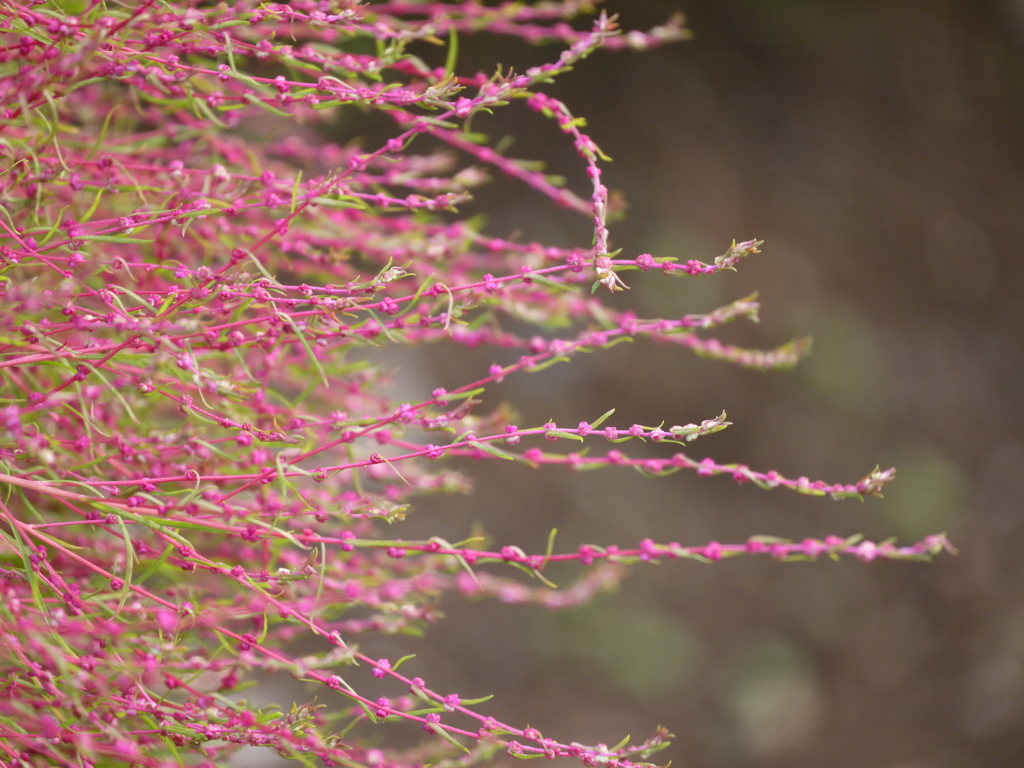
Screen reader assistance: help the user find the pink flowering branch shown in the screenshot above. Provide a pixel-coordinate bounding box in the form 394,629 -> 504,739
0,2 -> 949,767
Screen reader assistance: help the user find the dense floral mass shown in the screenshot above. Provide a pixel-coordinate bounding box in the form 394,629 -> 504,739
0,1 -> 952,766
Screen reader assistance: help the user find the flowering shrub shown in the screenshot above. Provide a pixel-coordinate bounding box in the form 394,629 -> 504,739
0,1 -> 954,766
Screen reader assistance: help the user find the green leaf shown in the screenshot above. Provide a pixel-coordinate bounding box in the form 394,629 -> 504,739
529,273 -> 573,292
436,387 -> 484,404
66,76 -> 106,96
77,235 -> 153,244
4,518 -> 49,623
525,356 -> 570,373
363,308 -> 398,343
543,430 -> 583,442
291,170 -> 303,214
445,27 -> 459,77
79,362 -> 139,424
242,249 -> 279,284
38,205 -> 67,246
427,722 -> 470,754
531,567 -> 557,588
112,514 -> 135,619
542,528 -> 557,569
314,542 -> 327,617
378,454 -> 412,486
133,544 -> 173,587
467,440 -> 514,460
458,694 -> 494,706
671,549 -> 713,563
280,312 -> 328,387
335,677 -> 379,723
243,93 -> 292,118
78,187 -> 105,223
407,707 -> 445,716
209,19 -> 251,30
590,409 -> 615,429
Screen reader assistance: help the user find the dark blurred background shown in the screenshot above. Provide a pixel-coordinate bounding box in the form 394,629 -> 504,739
260,2 -> 1024,767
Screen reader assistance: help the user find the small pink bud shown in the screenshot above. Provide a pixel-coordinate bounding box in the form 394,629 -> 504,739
703,542 -> 722,561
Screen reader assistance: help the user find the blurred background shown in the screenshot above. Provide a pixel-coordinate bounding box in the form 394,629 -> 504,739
262,1 -> 1024,767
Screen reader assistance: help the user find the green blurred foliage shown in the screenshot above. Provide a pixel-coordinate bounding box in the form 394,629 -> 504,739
48,0 -> 87,14
530,597 -> 705,700
879,448 -> 967,540
798,306 -> 884,415
719,638 -> 822,757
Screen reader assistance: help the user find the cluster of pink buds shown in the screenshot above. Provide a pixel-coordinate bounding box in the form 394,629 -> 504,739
0,1 -> 949,767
